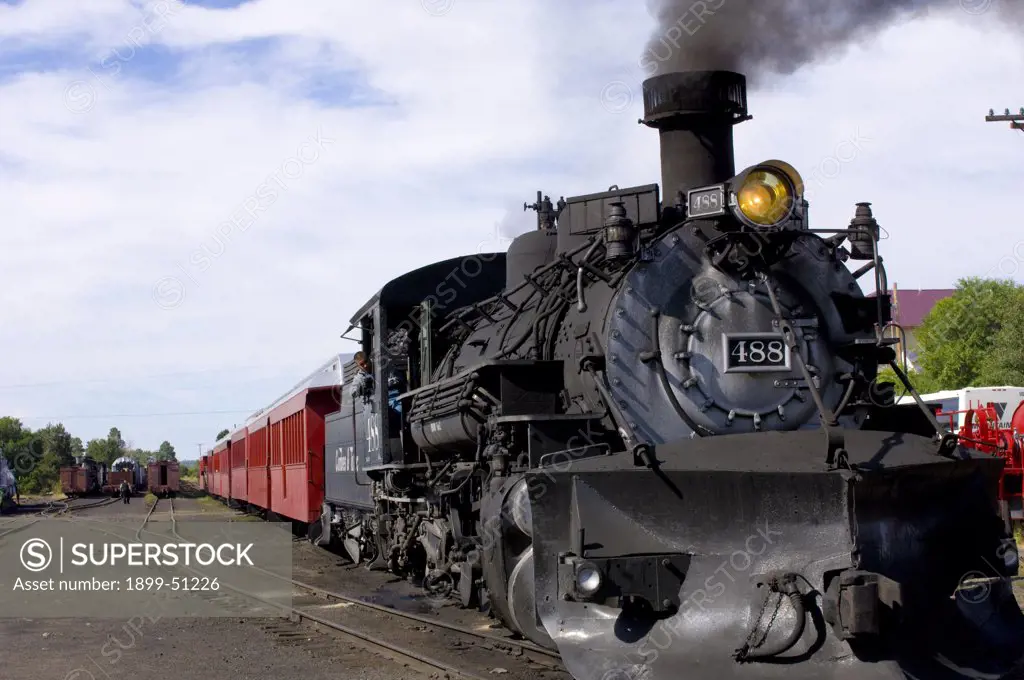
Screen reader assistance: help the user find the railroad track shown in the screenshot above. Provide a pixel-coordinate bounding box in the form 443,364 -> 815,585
0,518 -> 38,541
136,493 -> 163,540
29,497 -> 120,517
163,499 -> 567,680
53,498 -> 565,680
0,497 -> 119,540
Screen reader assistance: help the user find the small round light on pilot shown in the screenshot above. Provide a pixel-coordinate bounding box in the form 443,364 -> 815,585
735,169 -> 794,227
575,564 -> 602,596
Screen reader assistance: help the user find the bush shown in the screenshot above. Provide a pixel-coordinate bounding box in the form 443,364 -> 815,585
144,493 -> 158,507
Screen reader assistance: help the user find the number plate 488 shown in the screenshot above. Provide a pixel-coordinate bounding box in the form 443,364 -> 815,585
723,333 -> 790,373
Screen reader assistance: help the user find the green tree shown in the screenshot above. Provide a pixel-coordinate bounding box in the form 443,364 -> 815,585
215,428 -> 229,441
0,417 -> 27,447
21,423 -> 76,493
178,460 -> 197,480
106,427 -> 125,460
0,417 -> 34,488
875,365 -> 943,397
85,438 -> 109,464
979,291 -> 1024,386
914,277 -> 1024,390
157,441 -> 177,461
0,419 -> 178,495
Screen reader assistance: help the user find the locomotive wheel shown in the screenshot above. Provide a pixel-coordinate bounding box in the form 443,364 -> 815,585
361,532 -> 380,565
506,546 -> 555,648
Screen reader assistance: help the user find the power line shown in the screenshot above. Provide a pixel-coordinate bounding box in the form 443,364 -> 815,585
0,363 -> 315,390
986,107 -> 1024,132
13,409 -> 257,421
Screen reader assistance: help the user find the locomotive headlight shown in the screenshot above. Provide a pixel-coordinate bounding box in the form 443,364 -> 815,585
731,160 -> 804,229
575,562 -> 603,597
737,170 -> 791,225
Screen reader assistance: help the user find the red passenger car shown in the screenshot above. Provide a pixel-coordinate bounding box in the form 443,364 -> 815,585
246,415 -> 270,512
212,440 -> 229,499
230,427 -> 248,504
211,357 -> 342,526
267,387 -> 337,524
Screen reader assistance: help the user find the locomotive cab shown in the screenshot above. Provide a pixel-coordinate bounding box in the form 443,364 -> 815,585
319,255 -> 508,563
340,255 -> 509,470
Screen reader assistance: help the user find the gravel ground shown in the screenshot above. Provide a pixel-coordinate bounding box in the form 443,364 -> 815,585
1,617 -> 426,680
1,494 -> 431,680
164,495 -> 505,632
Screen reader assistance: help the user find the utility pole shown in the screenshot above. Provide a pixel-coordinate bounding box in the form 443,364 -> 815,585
986,107 -> 1024,132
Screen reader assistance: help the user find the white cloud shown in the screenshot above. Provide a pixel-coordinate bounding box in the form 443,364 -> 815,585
0,0 -> 1021,455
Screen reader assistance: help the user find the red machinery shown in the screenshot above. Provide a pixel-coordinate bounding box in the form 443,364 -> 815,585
940,401 -> 1024,529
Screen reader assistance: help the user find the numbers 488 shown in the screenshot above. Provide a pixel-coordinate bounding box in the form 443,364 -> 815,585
731,340 -> 785,365
725,335 -> 788,371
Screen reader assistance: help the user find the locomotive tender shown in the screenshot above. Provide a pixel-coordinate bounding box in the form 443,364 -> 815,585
215,70 -> 1024,680
59,456 -> 106,498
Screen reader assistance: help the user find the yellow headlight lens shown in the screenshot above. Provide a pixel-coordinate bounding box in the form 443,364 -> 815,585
736,170 -> 794,227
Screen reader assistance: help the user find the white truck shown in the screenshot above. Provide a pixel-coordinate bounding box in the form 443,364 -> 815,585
897,386 -> 1024,432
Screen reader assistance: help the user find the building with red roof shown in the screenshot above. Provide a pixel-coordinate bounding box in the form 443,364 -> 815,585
887,285 -> 955,371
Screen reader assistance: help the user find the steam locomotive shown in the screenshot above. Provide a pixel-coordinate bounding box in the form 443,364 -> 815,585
0,452 -> 16,512
103,456 -> 146,496
211,70 -> 1024,679
59,456 -> 106,498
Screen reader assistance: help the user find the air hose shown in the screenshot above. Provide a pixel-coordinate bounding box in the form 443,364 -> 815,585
735,573 -> 807,662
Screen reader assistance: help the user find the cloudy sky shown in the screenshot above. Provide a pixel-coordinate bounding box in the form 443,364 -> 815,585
0,0 -> 1021,459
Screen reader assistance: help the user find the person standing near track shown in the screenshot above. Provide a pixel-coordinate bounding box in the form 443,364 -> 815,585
119,479 -> 130,504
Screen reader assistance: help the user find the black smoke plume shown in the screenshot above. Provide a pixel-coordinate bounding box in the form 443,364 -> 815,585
642,0 -> 1020,81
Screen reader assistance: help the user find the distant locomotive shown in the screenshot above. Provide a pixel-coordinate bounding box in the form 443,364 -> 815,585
103,456 -> 145,496
59,456 -> 105,498
208,70 -> 1024,679
0,452 -> 16,512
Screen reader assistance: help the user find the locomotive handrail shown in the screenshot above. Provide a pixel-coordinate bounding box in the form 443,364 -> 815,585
575,233 -> 606,313
886,360 -> 959,456
763,274 -> 850,468
583,358 -> 639,450
437,236 -> 599,334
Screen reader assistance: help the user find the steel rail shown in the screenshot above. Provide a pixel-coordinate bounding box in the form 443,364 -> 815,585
193,501 -> 563,669
164,499 -> 497,680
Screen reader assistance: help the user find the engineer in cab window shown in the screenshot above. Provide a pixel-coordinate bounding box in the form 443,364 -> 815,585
351,351 -> 374,403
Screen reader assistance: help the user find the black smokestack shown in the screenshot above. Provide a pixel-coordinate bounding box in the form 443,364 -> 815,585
642,0 -> 1022,81
641,70 -> 748,204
